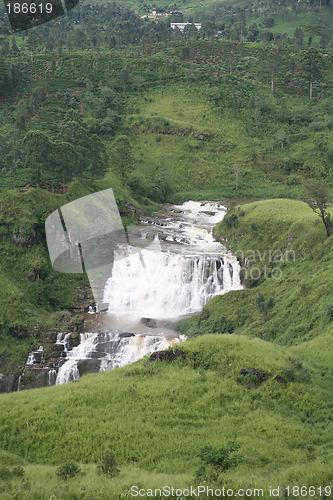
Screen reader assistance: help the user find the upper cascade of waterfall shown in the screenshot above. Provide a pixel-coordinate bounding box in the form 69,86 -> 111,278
103,201 -> 242,321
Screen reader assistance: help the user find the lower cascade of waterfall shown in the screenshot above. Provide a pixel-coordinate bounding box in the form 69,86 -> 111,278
55,331 -> 184,385
46,201 -> 243,387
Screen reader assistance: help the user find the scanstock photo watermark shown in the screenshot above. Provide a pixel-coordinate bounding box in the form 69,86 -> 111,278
129,484 -> 333,497
236,247 -> 296,282
130,485 -> 265,498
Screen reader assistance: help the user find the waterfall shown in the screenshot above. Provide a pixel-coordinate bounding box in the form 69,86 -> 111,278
48,368 -> 57,386
103,249 -> 241,320
55,331 -> 183,385
56,332 -> 71,352
54,201 -> 242,386
26,347 -> 44,366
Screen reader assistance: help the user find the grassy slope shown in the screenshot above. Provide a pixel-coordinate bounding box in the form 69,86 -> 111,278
0,334 -> 332,499
123,77 -> 333,201
0,199 -> 332,498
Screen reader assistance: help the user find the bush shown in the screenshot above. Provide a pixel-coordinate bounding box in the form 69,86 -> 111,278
0,466 -> 11,480
224,213 -> 238,228
282,357 -> 311,383
11,466 -> 25,477
97,451 -> 120,478
195,443 -> 242,481
256,293 -> 274,316
309,121 -> 324,131
263,17 -> 274,28
56,461 -> 81,480
187,325 -> 204,337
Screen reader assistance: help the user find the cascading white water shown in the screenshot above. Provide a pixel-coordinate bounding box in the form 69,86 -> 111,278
55,331 -> 184,385
103,201 -> 241,320
56,332 -> 71,352
25,346 -> 44,366
103,250 -> 240,319
48,368 -> 57,386
55,201 -> 242,386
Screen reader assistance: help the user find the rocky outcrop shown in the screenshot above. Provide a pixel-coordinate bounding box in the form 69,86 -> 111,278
149,349 -> 186,362
141,318 -> 158,328
240,367 -> 266,382
240,368 -> 288,386
71,286 -> 95,313
274,374 -> 287,384
11,229 -> 39,247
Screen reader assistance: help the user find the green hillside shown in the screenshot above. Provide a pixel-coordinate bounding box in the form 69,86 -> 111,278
1,33 -> 332,391
2,43 -> 333,198
0,178 -> 155,391
0,333 -> 332,499
88,0 -> 333,41
0,1 -> 332,497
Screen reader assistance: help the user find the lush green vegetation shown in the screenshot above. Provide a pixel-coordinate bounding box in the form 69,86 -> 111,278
0,332 -> 332,499
1,11 -> 331,386
0,198 -> 332,498
0,0 -> 332,497
0,177 -> 156,390
1,44 -> 333,197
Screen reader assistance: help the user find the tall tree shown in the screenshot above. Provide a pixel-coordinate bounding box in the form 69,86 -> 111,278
22,131 -> 52,188
10,38 -> 19,55
268,44 -> 282,96
58,111 -> 106,181
301,48 -> 323,100
54,141 -> 80,194
0,56 -> 9,96
109,135 -> 134,187
293,27 -> 304,52
303,179 -> 332,238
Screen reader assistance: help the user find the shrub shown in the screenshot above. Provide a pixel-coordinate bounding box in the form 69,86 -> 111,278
224,213 -> 238,228
282,357 -> 311,383
195,443 -> 242,481
97,451 -> 120,478
187,325 -> 204,337
56,461 -> 81,480
309,121 -> 324,131
0,466 -> 11,480
11,466 -> 25,477
263,17 -> 275,28
256,293 -> 274,316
